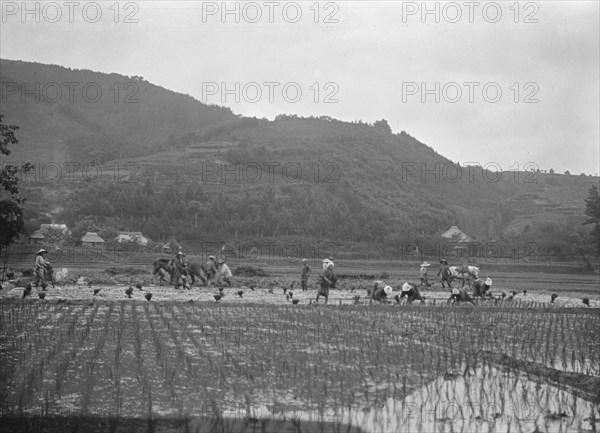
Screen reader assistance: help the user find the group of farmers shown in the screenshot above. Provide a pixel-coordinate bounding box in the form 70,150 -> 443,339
165,251 -> 233,289
31,247 -> 491,305
312,257 -> 493,305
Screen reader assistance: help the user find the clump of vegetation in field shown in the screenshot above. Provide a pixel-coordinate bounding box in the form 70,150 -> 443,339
233,265 -> 269,277
104,266 -> 147,276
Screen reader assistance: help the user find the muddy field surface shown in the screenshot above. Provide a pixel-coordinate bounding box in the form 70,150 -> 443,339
1,282 -> 599,308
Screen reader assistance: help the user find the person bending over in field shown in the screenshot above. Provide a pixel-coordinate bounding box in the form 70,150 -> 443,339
370,280 -> 393,302
399,282 -> 425,304
316,259 -> 336,304
472,278 -> 493,298
448,287 -> 475,305
216,259 -> 233,287
33,249 -> 51,288
300,258 -> 311,291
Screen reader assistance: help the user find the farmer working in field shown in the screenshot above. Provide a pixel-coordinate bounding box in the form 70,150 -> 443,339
300,258 -> 311,291
172,251 -> 190,289
419,261 -> 432,287
437,259 -> 452,288
33,249 -> 50,288
204,255 -> 217,286
370,280 -> 393,302
216,259 -> 233,287
316,259 -> 336,304
472,277 -> 493,298
399,282 -> 425,304
448,287 -> 475,305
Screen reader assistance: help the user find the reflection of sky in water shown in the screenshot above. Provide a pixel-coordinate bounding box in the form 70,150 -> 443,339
206,366 -> 599,433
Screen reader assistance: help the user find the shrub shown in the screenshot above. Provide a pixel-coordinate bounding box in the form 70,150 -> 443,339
233,265 -> 269,277
104,266 -> 147,276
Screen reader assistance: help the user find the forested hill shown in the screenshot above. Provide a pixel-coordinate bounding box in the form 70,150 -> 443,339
1,59 -> 597,257
0,59 -> 236,162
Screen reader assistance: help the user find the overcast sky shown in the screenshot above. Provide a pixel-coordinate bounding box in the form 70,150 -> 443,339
1,1 -> 599,174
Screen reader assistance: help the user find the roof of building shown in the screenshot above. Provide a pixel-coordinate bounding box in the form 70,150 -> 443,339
30,229 -> 45,239
441,225 -> 473,242
81,232 -> 105,243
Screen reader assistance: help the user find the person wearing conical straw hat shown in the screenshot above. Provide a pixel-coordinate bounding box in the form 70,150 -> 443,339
398,282 -> 425,304
472,277 -> 493,298
419,261 -> 432,287
370,280 -> 393,302
321,258 -> 337,288
316,259 -> 336,304
33,249 -> 50,288
448,286 -> 475,305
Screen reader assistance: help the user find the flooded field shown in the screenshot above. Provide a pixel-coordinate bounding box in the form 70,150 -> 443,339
0,298 -> 598,432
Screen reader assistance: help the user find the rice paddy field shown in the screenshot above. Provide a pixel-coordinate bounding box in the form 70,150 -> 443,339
0,264 -> 599,433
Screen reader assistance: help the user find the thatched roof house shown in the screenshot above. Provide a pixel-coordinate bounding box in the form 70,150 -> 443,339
30,224 -> 70,244
441,225 -> 473,243
81,232 -> 105,246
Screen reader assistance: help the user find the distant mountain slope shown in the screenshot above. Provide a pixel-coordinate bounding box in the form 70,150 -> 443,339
0,59 -> 236,162
1,59 -> 597,249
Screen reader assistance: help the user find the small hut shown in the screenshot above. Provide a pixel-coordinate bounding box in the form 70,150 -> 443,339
117,231 -> 150,246
441,225 -> 473,242
81,232 -> 105,247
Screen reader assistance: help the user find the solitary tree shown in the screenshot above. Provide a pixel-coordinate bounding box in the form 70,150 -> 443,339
0,115 -> 33,247
583,185 -> 600,257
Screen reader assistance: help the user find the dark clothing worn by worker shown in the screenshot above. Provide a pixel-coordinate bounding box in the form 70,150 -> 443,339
33,249 -> 50,288
472,278 -> 492,298
204,256 -> 217,284
172,252 -> 189,289
317,263 -> 336,304
449,287 -> 475,305
437,259 -> 452,288
301,260 -> 311,291
400,282 -> 425,303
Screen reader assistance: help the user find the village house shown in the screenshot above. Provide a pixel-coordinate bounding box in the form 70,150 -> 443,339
81,232 -> 105,247
29,224 -> 71,245
116,231 -> 150,246
441,225 -> 475,257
